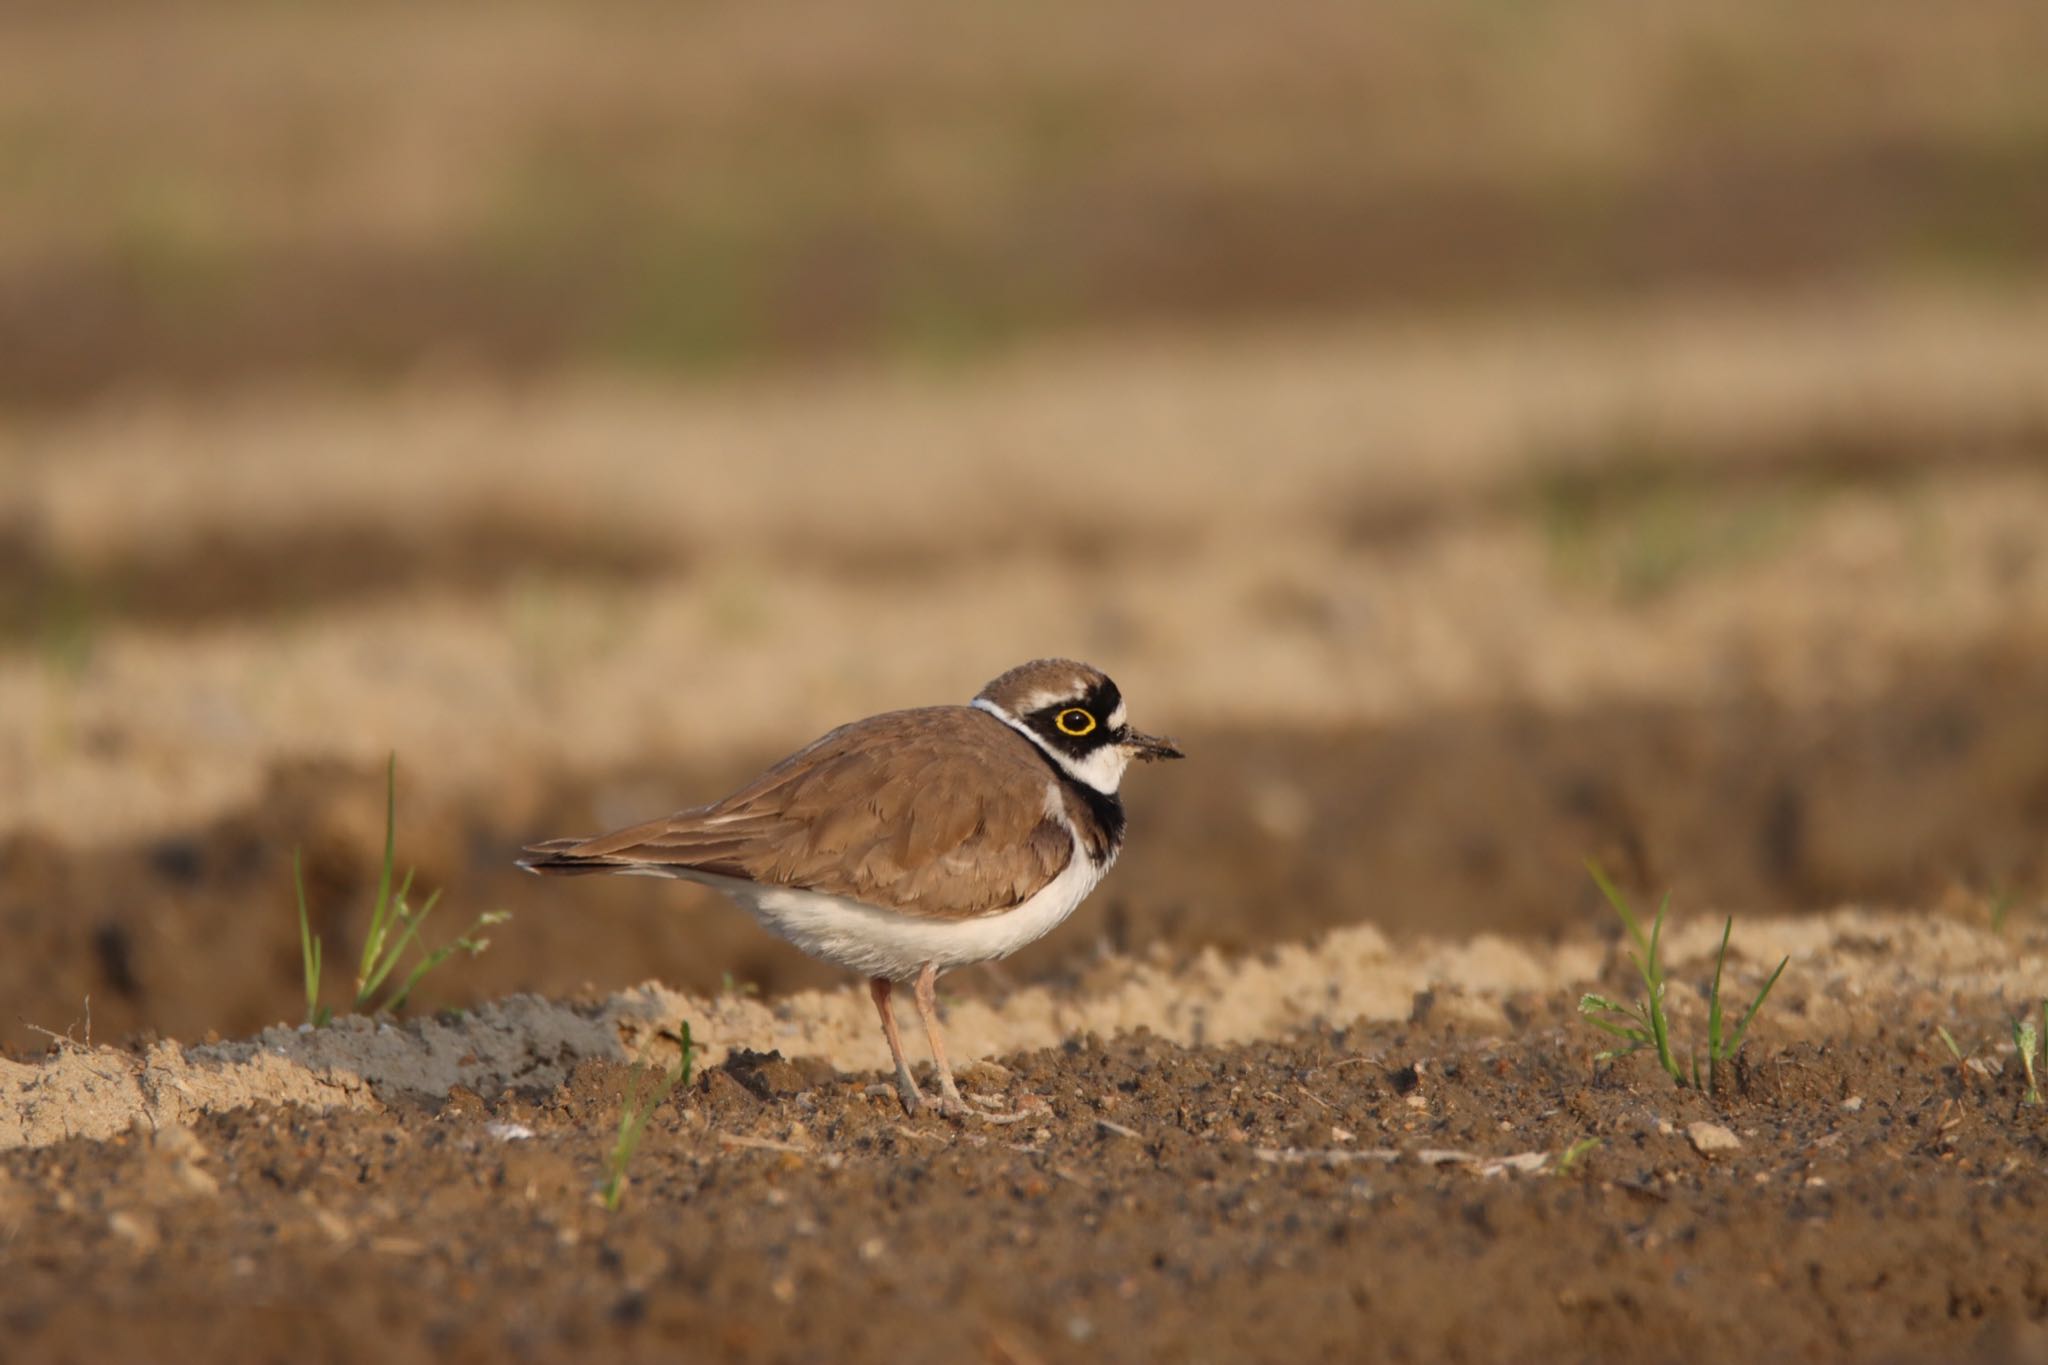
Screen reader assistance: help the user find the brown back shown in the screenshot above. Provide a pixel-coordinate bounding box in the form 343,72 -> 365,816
522,706 -> 1073,919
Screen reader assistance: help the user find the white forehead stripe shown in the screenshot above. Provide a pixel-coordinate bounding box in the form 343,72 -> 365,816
1009,687 -> 1088,715
981,688 -> 1122,724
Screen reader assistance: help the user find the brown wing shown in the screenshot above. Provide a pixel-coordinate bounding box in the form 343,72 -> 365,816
519,706 -> 1074,919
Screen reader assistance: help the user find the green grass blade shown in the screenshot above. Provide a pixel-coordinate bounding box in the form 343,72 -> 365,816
1725,954 -> 1790,1055
1577,862 -> 1787,1094
1706,916 -> 1733,1060
1580,1015 -> 1651,1044
355,754 -> 401,995
1577,993 -> 1654,1039
293,751 -> 498,1023
1585,859 -> 1647,957
1645,893 -> 1669,987
602,1023 -> 695,1212
358,885 -> 441,1008
1554,1137 -> 1602,1175
379,905 -> 500,1013
1642,894 -> 1681,1083
358,867 -> 417,994
1580,865 -> 1684,1084
294,849 -> 323,1028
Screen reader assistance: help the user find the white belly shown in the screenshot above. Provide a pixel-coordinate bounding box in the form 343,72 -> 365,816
652,835 -> 1108,982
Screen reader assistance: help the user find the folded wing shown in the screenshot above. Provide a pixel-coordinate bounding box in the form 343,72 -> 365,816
518,707 -> 1073,919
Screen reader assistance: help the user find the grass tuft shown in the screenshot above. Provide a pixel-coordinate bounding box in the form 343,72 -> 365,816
1577,859 -> 1789,1096
293,754 -> 509,1026
1553,1136 -> 1602,1175
602,1024 -> 695,1213
294,850 -> 330,1028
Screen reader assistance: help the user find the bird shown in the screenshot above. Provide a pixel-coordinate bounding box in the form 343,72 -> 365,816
517,658 -> 1183,1117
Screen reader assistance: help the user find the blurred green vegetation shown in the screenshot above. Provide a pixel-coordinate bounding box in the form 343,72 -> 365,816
1537,458 -> 1823,602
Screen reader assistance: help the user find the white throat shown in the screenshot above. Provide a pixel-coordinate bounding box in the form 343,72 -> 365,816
971,697 -> 1130,795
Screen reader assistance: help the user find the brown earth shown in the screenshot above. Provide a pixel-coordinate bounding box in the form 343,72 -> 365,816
5,978 -> 2047,1365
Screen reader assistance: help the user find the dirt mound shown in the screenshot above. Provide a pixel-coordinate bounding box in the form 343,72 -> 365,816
9,909 -> 2040,1151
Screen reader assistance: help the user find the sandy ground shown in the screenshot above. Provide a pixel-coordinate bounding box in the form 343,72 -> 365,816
4,911 -> 2046,1364
6,286 -> 2048,1360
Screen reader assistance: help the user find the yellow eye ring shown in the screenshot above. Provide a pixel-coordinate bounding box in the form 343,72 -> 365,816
1055,707 -> 1096,736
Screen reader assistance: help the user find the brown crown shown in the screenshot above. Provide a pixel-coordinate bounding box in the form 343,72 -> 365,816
973,658 -> 1112,714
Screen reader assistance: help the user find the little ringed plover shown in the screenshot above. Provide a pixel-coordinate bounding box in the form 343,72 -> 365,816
518,658 -> 1182,1116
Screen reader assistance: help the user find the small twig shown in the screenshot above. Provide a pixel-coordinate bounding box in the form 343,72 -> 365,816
19,1020 -> 75,1050
1477,1151 -> 1550,1178
1097,1118 -> 1144,1141
892,1125 -> 950,1144
1250,1144 -> 1545,1176
714,1132 -> 813,1156
1295,1083 -> 1334,1112
1253,1146 -> 1402,1166
18,1016 -> 88,1053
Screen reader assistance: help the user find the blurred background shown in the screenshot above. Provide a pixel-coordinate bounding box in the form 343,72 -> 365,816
4,0 -> 2047,1051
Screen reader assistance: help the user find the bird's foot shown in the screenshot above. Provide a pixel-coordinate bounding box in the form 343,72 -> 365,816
869,1072 -> 1016,1123
863,1078 -> 928,1118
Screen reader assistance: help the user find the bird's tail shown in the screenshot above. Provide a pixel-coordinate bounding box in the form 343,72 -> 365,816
515,838 -> 637,876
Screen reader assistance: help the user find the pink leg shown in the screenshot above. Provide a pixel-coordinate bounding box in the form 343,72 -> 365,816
911,962 -> 968,1115
869,977 -> 922,1115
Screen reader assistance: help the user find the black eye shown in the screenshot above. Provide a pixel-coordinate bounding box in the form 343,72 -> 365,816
1055,707 -> 1096,737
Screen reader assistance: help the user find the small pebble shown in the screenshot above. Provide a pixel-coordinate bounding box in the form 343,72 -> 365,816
1687,1121 -> 1742,1156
